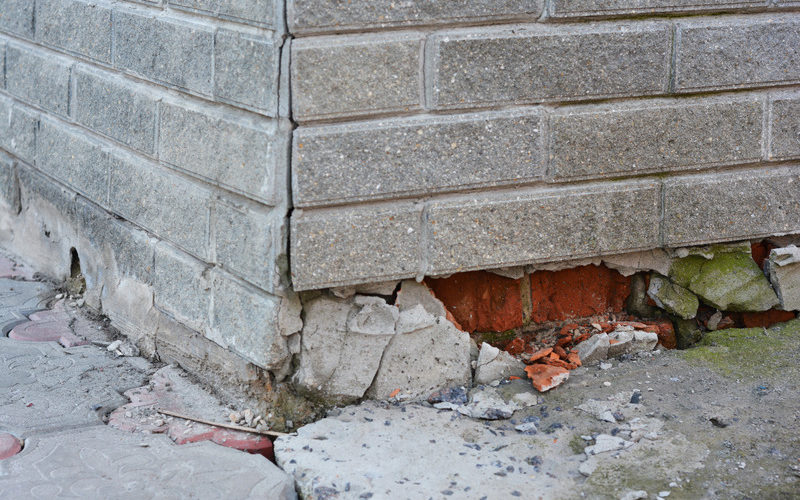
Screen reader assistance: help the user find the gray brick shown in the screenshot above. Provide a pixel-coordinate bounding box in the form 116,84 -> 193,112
431,23 -> 670,109
158,101 -> 278,203
35,0 -> 112,62
0,152 -> 20,212
214,30 -> 279,114
108,152 -> 211,258
210,272 -> 286,370
153,242 -> 211,332
550,97 -> 763,179
0,97 -> 38,164
291,202 -> 422,290
293,109 -> 544,207
548,0 -> 799,18
664,168 -> 800,246
214,200 -> 280,293
770,94 -> 800,160
36,119 -> 109,202
114,11 -> 213,95
675,16 -> 800,92
292,34 -> 423,121
5,44 -> 72,116
427,181 -> 661,274
74,68 -> 158,155
169,0 -> 277,28
0,0 -> 34,37
289,0 -> 542,33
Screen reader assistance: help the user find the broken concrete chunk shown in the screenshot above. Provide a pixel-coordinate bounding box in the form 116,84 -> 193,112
396,304 -> 436,334
603,249 -> 671,277
647,274 -> 699,320
574,333 -> 610,364
347,297 -> 398,335
474,342 -> 526,385
766,245 -> 800,311
669,244 -> 779,312
395,280 -> 447,317
584,434 -> 634,455
293,296 -> 394,403
367,317 -> 471,400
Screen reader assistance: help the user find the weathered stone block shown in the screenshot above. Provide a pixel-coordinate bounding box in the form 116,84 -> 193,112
669,245 -> 779,312
0,153 -> 20,212
169,0 -> 277,27
0,0 -> 34,37
766,246 -> 800,311
36,119 -> 110,203
292,33 -> 423,121
35,0 -> 112,62
550,97 -> 762,179
288,0 -> 542,33
548,0 -> 793,19
427,181 -> 660,275
675,16 -> 800,92
663,168 -> 800,246
293,110 -> 543,207
214,200 -> 279,293
770,95 -> 800,160
153,242 -> 211,332
5,44 -> 71,116
431,23 -> 670,109
74,68 -> 157,155
291,203 -> 423,290
214,30 -> 279,114
108,153 -> 211,259
113,11 -> 213,95
210,272 -> 290,373
158,101 -> 278,203
0,97 -> 37,164
647,274 -> 699,320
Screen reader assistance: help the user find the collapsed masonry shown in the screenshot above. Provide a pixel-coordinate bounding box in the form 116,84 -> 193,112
2,1 -> 800,428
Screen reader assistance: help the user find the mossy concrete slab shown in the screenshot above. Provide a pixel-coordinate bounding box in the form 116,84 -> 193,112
669,246 -> 779,312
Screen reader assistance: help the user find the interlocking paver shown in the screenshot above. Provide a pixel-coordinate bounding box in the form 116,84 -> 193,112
0,338 -> 148,436
0,426 -> 296,499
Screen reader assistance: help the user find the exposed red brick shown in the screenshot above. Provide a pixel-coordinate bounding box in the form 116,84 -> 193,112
525,364 -> 570,392
426,271 -> 523,333
738,309 -> 796,328
529,265 -> 631,323
751,241 -> 776,270
505,337 -> 526,356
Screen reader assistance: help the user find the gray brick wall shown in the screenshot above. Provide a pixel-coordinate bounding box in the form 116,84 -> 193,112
2,0 -> 800,377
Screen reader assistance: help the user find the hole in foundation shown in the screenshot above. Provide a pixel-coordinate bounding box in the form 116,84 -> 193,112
65,248 -> 86,297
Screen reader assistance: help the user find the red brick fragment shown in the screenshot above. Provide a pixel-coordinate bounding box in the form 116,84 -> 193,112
525,364 -> 570,392
527,348 -> 552,363
0,433 -> 22,460
739,309 -> 797,328
529,265 -> 631,323
505,337 -> 526,356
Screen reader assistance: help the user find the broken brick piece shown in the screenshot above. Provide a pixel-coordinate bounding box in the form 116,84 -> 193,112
525,364 -> 570,392
0,433 -> 22,460
527,348 -> 552,363
505,337 -> 526,356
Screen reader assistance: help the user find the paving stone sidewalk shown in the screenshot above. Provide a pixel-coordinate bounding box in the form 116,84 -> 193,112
0,252 -> 295,499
